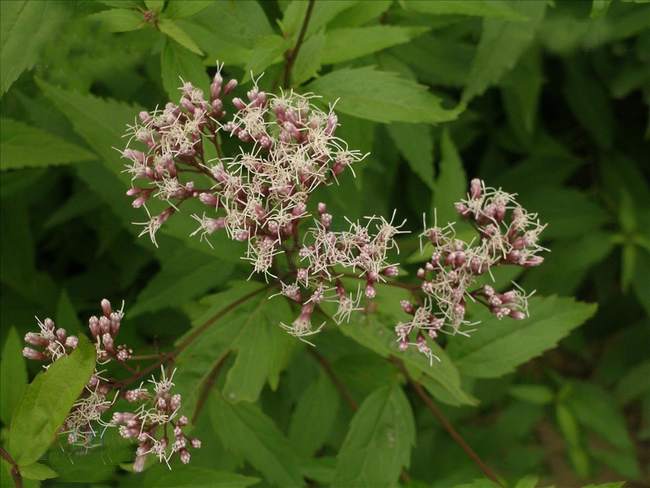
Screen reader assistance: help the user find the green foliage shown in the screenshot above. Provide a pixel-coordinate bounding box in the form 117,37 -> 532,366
0,0 -> 647,486
8,336 -> 95,466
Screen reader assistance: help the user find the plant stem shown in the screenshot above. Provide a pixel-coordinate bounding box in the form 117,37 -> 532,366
282,0 -> 316,88
0,447 -> 22,488
308,348 -> 358,411
391,358 -> 505,487
192,351 -> 230,423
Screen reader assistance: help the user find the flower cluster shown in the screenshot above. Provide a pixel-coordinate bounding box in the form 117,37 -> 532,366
21,300 -> 198,470
113,368 -> 200,472
396,179 -> 547,363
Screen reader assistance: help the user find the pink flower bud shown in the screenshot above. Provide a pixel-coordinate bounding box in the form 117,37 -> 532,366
470,178 -> 482,199
224,79 -> 238,94
22,347 -> 46,361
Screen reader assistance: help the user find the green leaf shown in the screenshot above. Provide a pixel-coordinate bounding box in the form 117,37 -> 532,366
308,67 -> 461,124
402,0 -> 528,20
591,0 -> 614,18
616,360 -> 650,404
0,0 -> 67,95
329,0 -> 392,28
321,26 -> 428,65
161,38 -> 209,100
244,35 -> 291,79
513,476 -> 539,488
130,249 -> 234,317
19,462 -> 57,481
164,0 -> 213,19
501,46 -> 543,137
335,284 -> 476,406
210,393 -> 304,487
0,327 -> 28,424
447,296 -> 598,378
332,384 -> 415,488
281,0 -> 358,39
387,123 -> 434,189
0,118 -> 94,170
87,8 -> 144,32
222,290 -> 295,403
462,1 -> 547,103
143,466 -> 259,487
9,335 -> 95,466
567,381 -> 635,451
158,18 -> 203,55
433,129 -> 467,224
292,30 -> 325,86
288,371 -> 340,457
509,384 -> 554,405
56,289 -> 83,334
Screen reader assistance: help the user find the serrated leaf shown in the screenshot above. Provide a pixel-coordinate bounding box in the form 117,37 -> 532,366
0,118 -> 94,170
210,393 -> 304,487
433,129 -> 467,224
334,284 -> 476,406
329,0 -> 392,28
332,384 -> 415,488
321,26 -> 428,65
158,18 -> 203,55
447,296 -> 597,378
308,67 -> 461,124
462,1 -> 547,103
164,0 -> 213,19
402,0 -> 528,20
161,38 -> 209,100
8,335 -> 95,466
0,327 -> 28,424
143,466 -> 259,487
289,371 -> 340,456
0,0 -> 68,95
19,462 -> 57,481
87,8 -> 144,32
387,123 -> 434,189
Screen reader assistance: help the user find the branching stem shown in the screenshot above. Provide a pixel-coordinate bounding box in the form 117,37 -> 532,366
0,447 -> 22,488
282,0 -> 316,88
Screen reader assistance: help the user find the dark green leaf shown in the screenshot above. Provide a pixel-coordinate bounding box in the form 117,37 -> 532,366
308,67 -> 461,124
164,0 -> 214,19
143,466 -> 259,487
333,384 -> 415,488
161,38 -> 209,100
402,0 -> 528,20
0,118 -> 94,170
0,327 -> 28,424
387,123 -> 434,189
433,129 -> 467,224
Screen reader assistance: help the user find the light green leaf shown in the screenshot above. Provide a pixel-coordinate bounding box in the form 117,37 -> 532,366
329,0 -> 392,28
402,0 -> 528,20
433,129 -> 467,224
0,118 -> 94,170
387,123 -> 434,189
333,384 -> 415,488
447,296 -> 598,378
321,26 -> 428,65
158,18 -> 203,55
509,384 -> 554,405
0,327 -> 28,424
452,481 -> 500,488
145,0 -> 164,11
164,0 -> 214,19
19,462 -> 57,481
292,30 -> 325,86
0,0 -> 67,95
161,38 -> 209,100
462,1 -> 547,102
513,476 -> 539,488
143,466 -> 259,487
210,394 -> 304,487
9,335 -> 95,466
289,371 -> 340,457
87,8 -> 144,32
591,0 -> 614,18
281,0 -> 358,39
308,67 -> 461,124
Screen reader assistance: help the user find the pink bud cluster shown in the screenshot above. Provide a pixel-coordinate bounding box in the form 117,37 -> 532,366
22,317 -> 78,362
396,179 -> 547,363
122,64 -> 365,266
21,300 -> 199,470
113,368 -> 200,472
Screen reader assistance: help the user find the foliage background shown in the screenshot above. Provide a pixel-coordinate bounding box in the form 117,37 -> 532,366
1,0 -> 649,487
